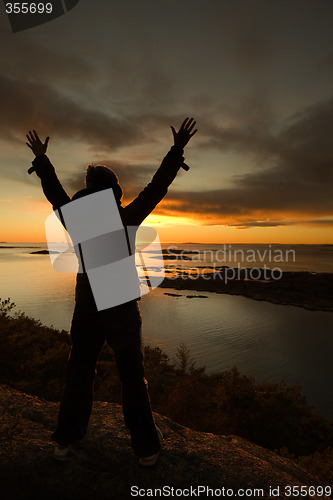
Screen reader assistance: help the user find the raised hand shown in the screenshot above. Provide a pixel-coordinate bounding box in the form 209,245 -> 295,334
26,130 -> 49,157
171,117 -> 197,149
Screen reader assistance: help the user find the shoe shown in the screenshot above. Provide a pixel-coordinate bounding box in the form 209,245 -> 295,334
138,425 -> 163,467
53,443 -> 71,462
139,449 -> 161,467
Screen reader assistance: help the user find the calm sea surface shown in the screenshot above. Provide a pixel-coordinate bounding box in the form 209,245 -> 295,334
1,243 -> 333,418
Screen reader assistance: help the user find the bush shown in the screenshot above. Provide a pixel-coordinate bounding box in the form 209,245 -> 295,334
1,297 -> 332,481
0,298 -> 70,401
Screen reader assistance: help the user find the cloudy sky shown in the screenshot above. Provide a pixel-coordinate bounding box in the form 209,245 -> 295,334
1,0 -> 333,243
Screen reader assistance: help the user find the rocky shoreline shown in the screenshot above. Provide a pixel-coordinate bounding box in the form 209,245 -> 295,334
160,270 -> 333,312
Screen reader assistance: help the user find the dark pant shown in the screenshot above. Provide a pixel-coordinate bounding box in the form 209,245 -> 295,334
51,300 -> 161,458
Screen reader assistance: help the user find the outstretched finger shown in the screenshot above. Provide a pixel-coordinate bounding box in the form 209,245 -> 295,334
187,120 -> 196,133
26,133 -> 34,145
32,130 -> 41,142
189,128 -> 197,137
27,131 -> 36,143
180,117 -> 189,130
183,118 -> 193,131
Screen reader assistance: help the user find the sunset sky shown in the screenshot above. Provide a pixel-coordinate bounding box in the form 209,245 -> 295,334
1,0 -> 333,243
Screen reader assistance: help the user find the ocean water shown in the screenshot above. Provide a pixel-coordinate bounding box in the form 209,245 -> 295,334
1,243 -> 333,418
161,242 -> 333,273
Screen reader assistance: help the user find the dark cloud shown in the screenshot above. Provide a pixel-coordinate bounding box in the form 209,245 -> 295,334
0,69 -> 186,154
2,65 -> 331,226
228,221 -> 295,229
64,160 -> 154,198
149,96 -> 333,222
59,94 -> 333,223
219,2 -> 280,74
2,0 -> 333,232
0,75 -> 147,149
317,52 -> 333,71
0,34 -> 93,87
63,168 -> 86,194
226,25 -> 277,74
227,219 -> 333,229
196,90 -> 278,163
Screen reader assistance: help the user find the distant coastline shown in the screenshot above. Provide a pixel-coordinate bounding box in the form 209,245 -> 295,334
0,245 -> 43,249
1,243 -> 332,311
29,250 -> 59,255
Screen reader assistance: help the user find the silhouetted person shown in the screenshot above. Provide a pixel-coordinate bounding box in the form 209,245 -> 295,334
26,118 -> 197,466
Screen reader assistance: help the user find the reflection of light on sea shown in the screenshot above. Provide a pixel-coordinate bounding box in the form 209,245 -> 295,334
140,287 -> 333,418
52,250 -> 79,274
2,244 -> 333,417
0,254 -> 75,328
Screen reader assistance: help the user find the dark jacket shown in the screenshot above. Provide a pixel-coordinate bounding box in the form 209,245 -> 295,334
32,146 -> 185,307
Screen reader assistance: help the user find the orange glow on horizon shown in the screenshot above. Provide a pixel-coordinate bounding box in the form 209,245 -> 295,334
3,218 -> 333,244
2,198 -> 333,244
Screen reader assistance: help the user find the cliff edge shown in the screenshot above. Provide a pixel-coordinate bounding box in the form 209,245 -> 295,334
0,384 -> 330,500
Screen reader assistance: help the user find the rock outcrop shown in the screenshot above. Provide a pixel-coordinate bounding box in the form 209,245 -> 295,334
160,271 -> 333,311
0,385 -> 330,500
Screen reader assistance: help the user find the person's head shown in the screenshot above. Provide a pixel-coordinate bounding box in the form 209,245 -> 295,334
84,164 -> 123,203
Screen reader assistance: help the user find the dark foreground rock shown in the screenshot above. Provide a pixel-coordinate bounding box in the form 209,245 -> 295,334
0,385 -> 330,500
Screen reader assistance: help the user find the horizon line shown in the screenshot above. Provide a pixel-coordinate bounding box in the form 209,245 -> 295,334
1,241 -> 333,246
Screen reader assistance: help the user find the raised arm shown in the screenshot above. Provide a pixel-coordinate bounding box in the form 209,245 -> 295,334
123,118 -> 197,226
26,130 -> 70,210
